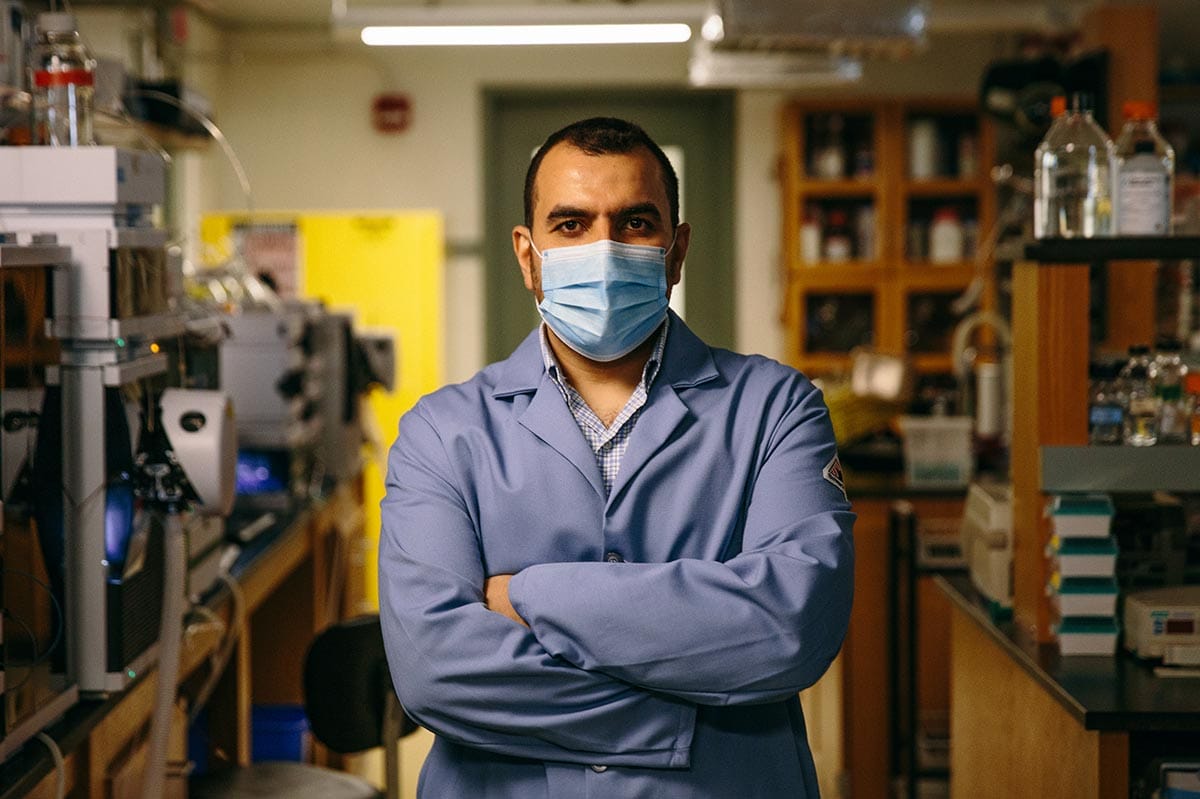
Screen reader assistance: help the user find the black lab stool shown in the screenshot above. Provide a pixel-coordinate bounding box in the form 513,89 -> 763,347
190,615 -> 418,799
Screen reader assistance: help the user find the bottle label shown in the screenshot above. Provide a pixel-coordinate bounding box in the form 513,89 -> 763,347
1129,396 -> 1160,415
1089,405 -> 1123,427
33,69 -> 94,88
1117,167 -> 1169,234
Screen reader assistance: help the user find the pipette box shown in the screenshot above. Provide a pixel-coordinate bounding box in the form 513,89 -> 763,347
1048,493 -> 1115,539
1047,535 -> 1118,578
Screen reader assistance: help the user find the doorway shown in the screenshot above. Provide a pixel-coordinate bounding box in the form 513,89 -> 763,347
483,89 -> 736,362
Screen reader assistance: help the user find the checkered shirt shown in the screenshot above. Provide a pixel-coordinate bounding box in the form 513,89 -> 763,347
540,320 -> 670,496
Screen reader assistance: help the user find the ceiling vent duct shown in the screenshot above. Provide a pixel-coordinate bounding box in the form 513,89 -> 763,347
689,0 -> 928,86
699,0 -> 930,54
688,41 -> 863,87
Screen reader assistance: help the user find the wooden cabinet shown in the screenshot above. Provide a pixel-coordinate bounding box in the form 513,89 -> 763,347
780,98 -> 996,381
837,493 -> 962,799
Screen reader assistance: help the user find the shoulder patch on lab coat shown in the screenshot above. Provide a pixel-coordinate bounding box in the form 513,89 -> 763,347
823,454 -> 847,500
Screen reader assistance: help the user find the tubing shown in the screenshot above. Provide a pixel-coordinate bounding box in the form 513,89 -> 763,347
141,512 -> 186,799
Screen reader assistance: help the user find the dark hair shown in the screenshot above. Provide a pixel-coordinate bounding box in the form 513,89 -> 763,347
523,117 -> 680,229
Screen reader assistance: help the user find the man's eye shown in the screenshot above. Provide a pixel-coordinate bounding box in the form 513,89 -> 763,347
557,220 -> 580,232
628,218 -> 645,229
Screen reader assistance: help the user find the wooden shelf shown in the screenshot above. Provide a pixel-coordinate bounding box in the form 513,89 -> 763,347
900,265 -> 980,288
781,97 -> 995,373
904,178 -> 989,196
911,353 -> 955,373
789,264 -> 891,284
796,179 -> 881,197
1024,237 -> 1200,263
1041,445 -> 1200,492
794,353 -> 853,375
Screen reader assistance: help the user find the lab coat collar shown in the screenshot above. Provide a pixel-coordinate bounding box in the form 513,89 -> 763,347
491,311 -> 720,503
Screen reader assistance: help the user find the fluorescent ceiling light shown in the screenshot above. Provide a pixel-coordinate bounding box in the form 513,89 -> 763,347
361,23 -> 692,46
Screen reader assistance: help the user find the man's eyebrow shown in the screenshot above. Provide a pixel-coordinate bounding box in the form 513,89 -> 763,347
545,205 -> 591,220
544,203 -> 663,221
619,203 -> 663,220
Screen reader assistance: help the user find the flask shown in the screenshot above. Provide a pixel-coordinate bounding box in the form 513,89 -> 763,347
1087,361 -> 1125,445
1123,363 -> 1159,446
1034,93 -> 1115,238
1032,97 -> 1069,238
1114,101 -> 1175,236
1150,337 -> 1189,444
929,207 -> 964,264
29,12 -> 95,147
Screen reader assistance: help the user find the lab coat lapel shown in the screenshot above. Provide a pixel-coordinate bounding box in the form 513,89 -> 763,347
493,328 -> 606,501
607,313 -> 719,504
518,377 -> 607,501
607,384 -> 688,504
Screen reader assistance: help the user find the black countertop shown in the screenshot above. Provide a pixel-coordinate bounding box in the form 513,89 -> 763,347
936,573 -> 1200,733
843,461 -> 974,500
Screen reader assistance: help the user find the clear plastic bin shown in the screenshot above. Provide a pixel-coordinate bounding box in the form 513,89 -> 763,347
899,415 -> 974,488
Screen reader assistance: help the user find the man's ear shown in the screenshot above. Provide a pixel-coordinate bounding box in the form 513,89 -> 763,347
512,225 -> 540,297
667,222 -> 691,290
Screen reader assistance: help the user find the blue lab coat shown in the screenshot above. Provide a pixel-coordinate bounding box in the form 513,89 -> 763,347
379,312 -> 855,798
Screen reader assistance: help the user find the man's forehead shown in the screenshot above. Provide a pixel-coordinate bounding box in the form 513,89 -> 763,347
533,143 -> 667,211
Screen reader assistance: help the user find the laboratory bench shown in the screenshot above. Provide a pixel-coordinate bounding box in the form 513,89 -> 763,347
0,477 -> 368,799
939,573 -> 1200,798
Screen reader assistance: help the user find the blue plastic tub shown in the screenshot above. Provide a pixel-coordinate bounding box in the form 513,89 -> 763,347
251,704 -> 312,762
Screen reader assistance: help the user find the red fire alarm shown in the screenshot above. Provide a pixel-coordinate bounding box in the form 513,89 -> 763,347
372,93 -> 413,134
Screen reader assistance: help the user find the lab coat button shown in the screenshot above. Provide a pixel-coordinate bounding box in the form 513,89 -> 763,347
590,765 -> 608,773
604,551 -> 624,563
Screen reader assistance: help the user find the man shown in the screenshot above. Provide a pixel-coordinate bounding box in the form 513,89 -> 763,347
379,117 -> 854,798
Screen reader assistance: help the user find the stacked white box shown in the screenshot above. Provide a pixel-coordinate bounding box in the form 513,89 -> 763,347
1045,493 -> 1120,656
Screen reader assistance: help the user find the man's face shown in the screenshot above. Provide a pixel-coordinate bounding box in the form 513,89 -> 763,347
513,143 -> 690,302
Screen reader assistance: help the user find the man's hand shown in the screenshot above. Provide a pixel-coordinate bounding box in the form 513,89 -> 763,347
484,574 -> 528,627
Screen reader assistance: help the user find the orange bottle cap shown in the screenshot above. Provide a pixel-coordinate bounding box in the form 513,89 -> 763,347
1122,100 -> 1156,120
1050,96 -> 1067,118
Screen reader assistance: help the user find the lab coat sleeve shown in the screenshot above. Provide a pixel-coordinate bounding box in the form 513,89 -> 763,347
507,383 -> 855,705
378,406 -> 696,768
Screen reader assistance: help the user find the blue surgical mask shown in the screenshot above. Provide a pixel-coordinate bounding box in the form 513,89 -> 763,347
532,237 -> 672,362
